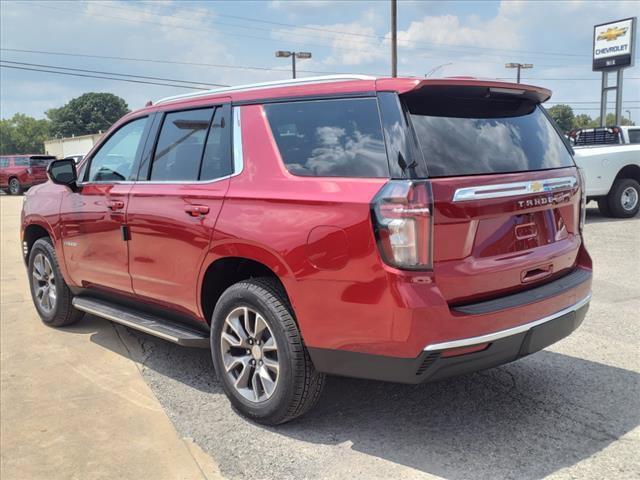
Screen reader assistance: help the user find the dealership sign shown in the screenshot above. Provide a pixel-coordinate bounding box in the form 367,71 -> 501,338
593,17 -> 636,71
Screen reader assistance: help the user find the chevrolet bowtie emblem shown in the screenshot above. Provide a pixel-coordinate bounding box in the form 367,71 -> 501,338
598,27 -> 628,42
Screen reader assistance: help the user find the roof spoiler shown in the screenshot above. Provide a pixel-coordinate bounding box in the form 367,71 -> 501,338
377,77 -> 552,104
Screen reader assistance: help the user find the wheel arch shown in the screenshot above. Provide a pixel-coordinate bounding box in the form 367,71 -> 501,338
198,243 -> 296,326
614,164 -> 640,184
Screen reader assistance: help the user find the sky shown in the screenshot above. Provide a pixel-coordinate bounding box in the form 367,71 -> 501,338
1,0 -> 639,121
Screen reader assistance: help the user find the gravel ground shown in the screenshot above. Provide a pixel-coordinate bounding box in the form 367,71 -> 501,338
109,205 -> 639,480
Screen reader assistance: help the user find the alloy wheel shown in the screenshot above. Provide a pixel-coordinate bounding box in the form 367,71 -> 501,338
32,253 -> 57,313
220,306 -> 279,402
9,179 -> 20,195
621,186 -> 638,211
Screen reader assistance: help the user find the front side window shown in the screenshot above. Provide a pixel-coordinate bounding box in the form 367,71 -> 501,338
264,98 -> 389,178
86,117 -> 148,182
14,157 -> 29,167
150,108 -> 213,181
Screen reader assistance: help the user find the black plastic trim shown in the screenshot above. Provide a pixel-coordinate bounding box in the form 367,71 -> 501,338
451,268 -> 592,315
308,302 -> 589,384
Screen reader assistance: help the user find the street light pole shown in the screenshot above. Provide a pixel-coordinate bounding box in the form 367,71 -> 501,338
626,110 -> 632,125
391,0 -> 397,77
275,51 -> 312,79
505,63 -> 533,83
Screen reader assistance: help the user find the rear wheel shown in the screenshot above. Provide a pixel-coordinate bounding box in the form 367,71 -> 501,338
28,238 -> 83,327
606,178 -> 640,218
211,278 -> 325,425
8,178 -> 22,195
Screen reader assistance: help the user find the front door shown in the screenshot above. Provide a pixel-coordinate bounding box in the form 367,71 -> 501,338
59,116 -> 151,294
126,103 -> 233,319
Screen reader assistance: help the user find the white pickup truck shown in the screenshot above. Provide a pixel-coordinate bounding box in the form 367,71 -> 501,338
571,126 -> 640,218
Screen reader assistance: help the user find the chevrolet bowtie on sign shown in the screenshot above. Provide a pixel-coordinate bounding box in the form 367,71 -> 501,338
593,17 -> 636,71
597,27 -> 628,42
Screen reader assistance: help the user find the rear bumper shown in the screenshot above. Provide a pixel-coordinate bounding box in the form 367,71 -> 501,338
308,293 -> 590,384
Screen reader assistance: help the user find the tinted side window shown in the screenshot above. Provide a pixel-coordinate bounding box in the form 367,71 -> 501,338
264,98 -> 389,178
150,108 -> 213,181
200,106 -> 232,180
627,129 -> 640,144
87,117 -> 148,182
14,157 -> 29,167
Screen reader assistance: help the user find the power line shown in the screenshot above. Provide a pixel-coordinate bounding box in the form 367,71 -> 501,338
31,1 -> 593,63
129,0 -> 592,59
0,48 -> 370,76
0,64 -> 209,90
0,60 -> 228,87
547,101 -> 640,104
5,48 -> 638,83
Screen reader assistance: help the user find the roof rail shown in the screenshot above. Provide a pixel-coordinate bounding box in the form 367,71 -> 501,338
155,74 -> 377,105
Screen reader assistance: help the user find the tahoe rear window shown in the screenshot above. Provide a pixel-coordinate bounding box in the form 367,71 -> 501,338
406,90 -> 574,177
264,98 -> 389,177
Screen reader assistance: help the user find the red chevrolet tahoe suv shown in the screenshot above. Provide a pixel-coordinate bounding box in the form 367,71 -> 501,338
21,76 -> 592,425
1,155 -> 56,195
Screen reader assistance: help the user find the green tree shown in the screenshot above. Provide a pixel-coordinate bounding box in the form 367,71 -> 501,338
573,114 -> 595,129
546,104 -> 575,133
590,113 -> 636,127
46,92 -> 129,137
0,113 -> 50,155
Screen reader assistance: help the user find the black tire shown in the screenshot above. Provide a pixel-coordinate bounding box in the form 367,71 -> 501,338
597,197 -> 612,217
8,177 -> 22,195
28,237 -> 83,327
606,178 -> 640,218
211,277 -> 325,425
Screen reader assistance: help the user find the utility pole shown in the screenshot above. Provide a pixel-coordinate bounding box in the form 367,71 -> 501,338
391,0 -> 397,77
505,62 -> 533,83
626,110 -> 632,125
275,51 -> 312,79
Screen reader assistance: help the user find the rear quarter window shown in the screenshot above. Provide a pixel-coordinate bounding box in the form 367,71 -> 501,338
264,98 -> 389,178
627,129 -> 640,144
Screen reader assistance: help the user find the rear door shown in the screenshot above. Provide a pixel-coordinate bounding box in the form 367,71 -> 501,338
404,86 -> 580,305
28,156 -> 55,183
126,102 -> 233,318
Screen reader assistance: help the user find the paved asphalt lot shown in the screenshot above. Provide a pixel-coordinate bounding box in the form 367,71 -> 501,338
3,194 -> 639,479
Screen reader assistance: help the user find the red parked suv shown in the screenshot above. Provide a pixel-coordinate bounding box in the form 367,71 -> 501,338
1,155 -> 56,195
22,75 -> 592,424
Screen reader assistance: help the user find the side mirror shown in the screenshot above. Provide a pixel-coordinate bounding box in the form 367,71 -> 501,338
47,159 -> 78,191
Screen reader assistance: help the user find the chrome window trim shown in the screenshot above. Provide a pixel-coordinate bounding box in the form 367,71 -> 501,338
452,176 -> 577,202
77,107 -> 243,187
423,293 -> 591,352
232,106 -> 243,175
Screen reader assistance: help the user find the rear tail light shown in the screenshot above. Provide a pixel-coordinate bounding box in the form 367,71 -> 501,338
577,168 -> 587,234
371,180 -> 433,270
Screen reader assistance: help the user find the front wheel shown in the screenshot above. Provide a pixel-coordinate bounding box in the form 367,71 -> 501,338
211,278 -> 325,425
606,178 -> 640,218
28,238 -> 83,327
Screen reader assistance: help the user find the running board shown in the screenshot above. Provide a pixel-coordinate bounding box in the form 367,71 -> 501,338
72,297 -> 209,348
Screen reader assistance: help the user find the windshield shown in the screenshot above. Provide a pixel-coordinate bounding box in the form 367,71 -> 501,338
408,102 -> 574,177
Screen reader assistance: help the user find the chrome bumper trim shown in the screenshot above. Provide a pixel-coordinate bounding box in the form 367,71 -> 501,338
423,293 -> 591,352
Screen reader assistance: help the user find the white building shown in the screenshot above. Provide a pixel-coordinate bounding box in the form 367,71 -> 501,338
44,132 -> 103,158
